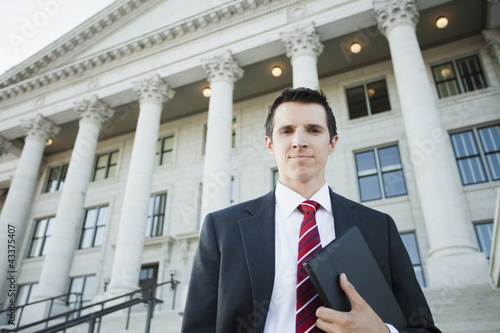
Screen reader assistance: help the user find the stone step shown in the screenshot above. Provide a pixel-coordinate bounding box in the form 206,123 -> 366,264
424,284 -> 500,333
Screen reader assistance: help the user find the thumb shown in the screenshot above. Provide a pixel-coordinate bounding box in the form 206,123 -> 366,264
339,273 -> 364,308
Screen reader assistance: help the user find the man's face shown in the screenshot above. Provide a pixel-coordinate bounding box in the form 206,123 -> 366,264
265,102 -> 338,190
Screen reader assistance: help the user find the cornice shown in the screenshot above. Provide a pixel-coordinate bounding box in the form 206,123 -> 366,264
0,0 -> 154,89
0,0 -> 294,104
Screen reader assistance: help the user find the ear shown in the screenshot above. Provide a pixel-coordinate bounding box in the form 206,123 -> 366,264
328,135 -> 339,155
265,136 -> 275,155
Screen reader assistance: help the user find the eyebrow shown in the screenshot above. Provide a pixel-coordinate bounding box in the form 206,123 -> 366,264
275,124 -> 326,131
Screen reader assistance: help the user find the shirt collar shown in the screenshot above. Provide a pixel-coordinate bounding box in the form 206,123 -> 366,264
275,182 -> 332,218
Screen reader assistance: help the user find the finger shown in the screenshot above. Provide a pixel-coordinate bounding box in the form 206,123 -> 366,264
339,273 -> 364,307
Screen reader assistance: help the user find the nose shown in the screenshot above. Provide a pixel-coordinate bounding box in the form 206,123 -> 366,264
292,129 -> 308,149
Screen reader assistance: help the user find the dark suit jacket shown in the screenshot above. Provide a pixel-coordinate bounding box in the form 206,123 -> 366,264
182,189 -> 441,333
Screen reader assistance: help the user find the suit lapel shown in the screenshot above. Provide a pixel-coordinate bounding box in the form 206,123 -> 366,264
238,190 -> 276,332
330,189 -> 365,237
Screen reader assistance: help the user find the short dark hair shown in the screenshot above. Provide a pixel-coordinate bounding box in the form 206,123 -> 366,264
265,87 -> 337,141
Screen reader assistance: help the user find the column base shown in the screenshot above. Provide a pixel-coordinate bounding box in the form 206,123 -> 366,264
426,251 -> 491,288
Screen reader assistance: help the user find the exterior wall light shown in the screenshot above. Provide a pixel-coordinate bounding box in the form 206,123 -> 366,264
272,66 -> 282,77
436,16 -> 448,29
203,87 -> 212,98
350,42 -> 361,54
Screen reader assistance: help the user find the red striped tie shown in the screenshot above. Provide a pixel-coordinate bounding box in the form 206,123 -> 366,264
296,200 -> 323,333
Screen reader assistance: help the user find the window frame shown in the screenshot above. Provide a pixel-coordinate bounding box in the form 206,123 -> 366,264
431,54 -> 488,99
345,77 -> 391,120
156,135 -> 174,166
92,150 -> 119,181
400,232 -> 426,287
354,145 -> 407,202
145,193 -> 167,238
44,163 -> 69,193
27,216 -> 55,258
78,206 -> 108,249
474,221 -> 494,259
67,275 -> 96,311
450,124 -> 500,185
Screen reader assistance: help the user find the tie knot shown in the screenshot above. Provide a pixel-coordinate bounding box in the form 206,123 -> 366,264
298,200 -> 320,215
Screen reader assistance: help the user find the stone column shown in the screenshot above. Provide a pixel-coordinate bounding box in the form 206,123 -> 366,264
106,75 -> 174,295
0,116 -> 59,308
374,0 -> 489,286
35,96 -> 114,302
281,22 -> 324,90
200,51 -> 243,223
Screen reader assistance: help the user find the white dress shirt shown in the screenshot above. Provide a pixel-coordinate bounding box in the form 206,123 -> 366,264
263,182 -> 398,333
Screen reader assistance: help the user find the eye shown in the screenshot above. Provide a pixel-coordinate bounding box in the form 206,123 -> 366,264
280,129 -> 293,135
309,128 -> 322,133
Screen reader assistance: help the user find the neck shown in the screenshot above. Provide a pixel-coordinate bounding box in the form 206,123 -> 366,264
279,179 -> 326,199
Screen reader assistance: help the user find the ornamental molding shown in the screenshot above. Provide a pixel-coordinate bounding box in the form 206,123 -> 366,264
20,114 -> 60,142
373,0 -> 419,36
201,50 -> 244,84
0,0 -> 294,104
1,0 -> 152,89
280,22 -> 324,59
483,29 -> 500,64
133,74 -> 175,104
74,95 -> 115,126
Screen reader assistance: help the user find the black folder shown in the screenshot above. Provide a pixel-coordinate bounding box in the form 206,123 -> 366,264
303,226 -> 407,329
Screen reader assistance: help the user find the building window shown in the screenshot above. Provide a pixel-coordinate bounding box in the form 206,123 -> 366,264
44,163 -> 68,193
79,206 -> 108,249
28,217 -> 54,258
431,55 -> 487,98
196,182 -> 203,230
355,145 -> 407,202
156,136 -> 174,166
16,283 -> 38,306
474,222 -> 494,259
346,79 -> 391,119
146,193 -> 166,238
67,275 -> 96,311
232,118 -> 236,148
272,168 -> 279,188
202,124 -> 207,155
230,177 -> 235,205
92,151 -> 118,181
140,264 -> 158,298
202,118 -> 236,155
450,125 -> 500,185
400,232 -> 426,287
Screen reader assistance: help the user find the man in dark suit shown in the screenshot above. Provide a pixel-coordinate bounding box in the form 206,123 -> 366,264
182,88 -> 441,333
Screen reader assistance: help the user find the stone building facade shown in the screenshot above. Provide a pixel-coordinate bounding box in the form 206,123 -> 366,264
0,0 -> 499,331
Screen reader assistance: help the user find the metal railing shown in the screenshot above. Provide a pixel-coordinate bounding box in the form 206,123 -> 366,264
0,292 -> 82,330
0,278 -> 180,333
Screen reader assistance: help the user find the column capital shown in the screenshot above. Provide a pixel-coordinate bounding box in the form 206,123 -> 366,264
21,114 -> 60,143
483,29 -> 500,64
74,95 -> 115,126
201,50 -> 244,84
373,0 -> 419,36
133,74 -> 175,104
280,22 -> 324,60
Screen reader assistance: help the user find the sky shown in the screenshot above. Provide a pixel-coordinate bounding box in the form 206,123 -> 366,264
0,0 -> 117,76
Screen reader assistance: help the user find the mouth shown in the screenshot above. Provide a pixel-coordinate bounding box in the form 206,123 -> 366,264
289,155 -> 313,160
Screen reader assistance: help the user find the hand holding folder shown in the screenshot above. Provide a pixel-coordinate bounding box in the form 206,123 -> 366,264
303,226 -> 407,329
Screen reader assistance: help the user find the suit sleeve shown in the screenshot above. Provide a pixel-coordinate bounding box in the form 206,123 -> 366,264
181,214 -> 220,333
386,215 -> 442,333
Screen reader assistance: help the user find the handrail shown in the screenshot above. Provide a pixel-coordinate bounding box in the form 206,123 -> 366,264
0,292 -> 82,329
0,292 -> 81,314
33,297 -> 162,333
1,279 -> 179,333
